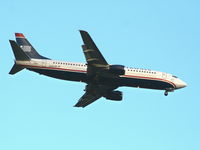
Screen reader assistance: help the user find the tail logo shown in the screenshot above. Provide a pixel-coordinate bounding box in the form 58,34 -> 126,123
20,45 -> 31,52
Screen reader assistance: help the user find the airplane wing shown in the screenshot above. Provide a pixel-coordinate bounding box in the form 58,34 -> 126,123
79,30 -> 109,76
74,91 -> 102,108
74,84 -> 117,108
75,31 -> 119,107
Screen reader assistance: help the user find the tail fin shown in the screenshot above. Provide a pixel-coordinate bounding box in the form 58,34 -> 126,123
9,40 -> 30,75
15,33 -> 48,59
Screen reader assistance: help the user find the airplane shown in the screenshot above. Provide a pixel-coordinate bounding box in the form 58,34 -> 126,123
9,31 -> 187,107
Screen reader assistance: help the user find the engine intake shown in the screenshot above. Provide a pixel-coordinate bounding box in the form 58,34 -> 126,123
109,65 -> 125,75
104,91 -> 123,101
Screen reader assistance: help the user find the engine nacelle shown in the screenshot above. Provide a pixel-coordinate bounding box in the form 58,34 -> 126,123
109,65 -> 125,75
104,91 -> 123,101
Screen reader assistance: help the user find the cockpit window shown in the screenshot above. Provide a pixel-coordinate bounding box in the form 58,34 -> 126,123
172,75 -> 178,78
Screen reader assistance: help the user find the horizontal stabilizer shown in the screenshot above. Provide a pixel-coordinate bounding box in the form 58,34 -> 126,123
9,64 -> 24,75
9,40 -> 30,61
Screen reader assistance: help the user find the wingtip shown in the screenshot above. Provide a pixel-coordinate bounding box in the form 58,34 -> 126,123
74,104 -> 80,107
79,30 -> 88,33
15,33 -> 25,38
74,103 -> 85,108
74,105 -> 84,108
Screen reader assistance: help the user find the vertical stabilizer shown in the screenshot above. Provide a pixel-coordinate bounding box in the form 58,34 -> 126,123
15,33 -> 48,59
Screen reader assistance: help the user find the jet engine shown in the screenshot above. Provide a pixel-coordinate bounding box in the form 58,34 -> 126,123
104,91 -> 123,101
108,65 -> 125,75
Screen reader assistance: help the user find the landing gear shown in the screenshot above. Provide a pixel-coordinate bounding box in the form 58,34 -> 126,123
164,91 -> 168,96
164,88 -> 174,96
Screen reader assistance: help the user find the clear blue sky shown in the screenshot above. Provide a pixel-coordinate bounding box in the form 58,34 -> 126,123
0,0 -> 199,150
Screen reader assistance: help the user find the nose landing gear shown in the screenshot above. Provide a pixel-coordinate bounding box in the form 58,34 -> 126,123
164,91 -> 168,96
164,88 -> 174,96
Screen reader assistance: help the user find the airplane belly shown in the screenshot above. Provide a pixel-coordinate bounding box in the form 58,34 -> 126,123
28,68 -> 87,82
120,76 -> 174,90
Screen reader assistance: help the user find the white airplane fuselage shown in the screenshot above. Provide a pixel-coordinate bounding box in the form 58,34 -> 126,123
15,59 -> 187,95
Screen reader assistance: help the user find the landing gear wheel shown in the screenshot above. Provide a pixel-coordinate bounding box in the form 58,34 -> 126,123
164,91 -> 168,96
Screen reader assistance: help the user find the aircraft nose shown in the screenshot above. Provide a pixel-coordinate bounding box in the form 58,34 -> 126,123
176,79 -> 187,89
